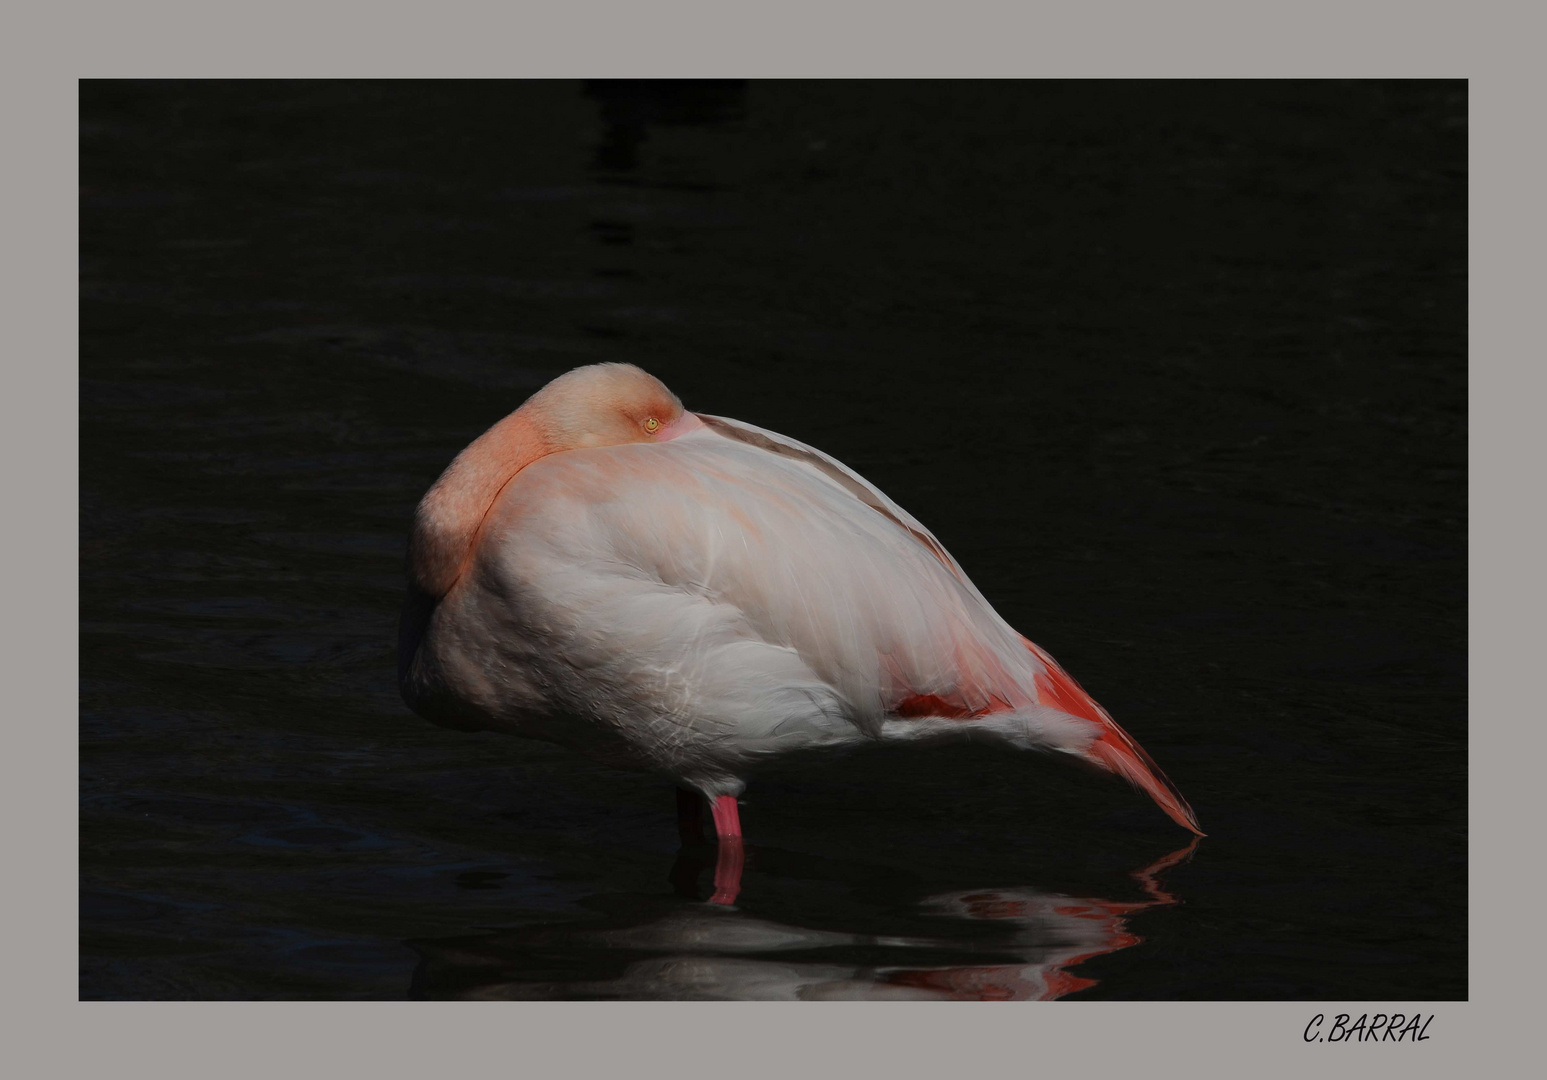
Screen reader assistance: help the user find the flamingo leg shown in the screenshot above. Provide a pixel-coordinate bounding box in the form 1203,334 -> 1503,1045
671,791 -> 745,904
709,794 -> 742,839
708,794 -> 744,906
709,840 -> 745,906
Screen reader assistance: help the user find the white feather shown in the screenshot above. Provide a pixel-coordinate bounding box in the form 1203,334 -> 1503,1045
413,419 -> 1095,796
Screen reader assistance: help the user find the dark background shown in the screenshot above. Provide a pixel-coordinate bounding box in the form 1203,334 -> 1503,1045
79,80 -> 1466,999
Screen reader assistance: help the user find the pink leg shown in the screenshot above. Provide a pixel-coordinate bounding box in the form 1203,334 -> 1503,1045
709,839 -> 745,906
709,794 -> 742,839
707,795 -> 744,905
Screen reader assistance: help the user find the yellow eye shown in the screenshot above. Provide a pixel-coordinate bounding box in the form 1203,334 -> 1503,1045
644,417 -> 661,434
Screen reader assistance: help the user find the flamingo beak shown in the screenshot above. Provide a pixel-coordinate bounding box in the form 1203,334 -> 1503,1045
656,411 -> 705,441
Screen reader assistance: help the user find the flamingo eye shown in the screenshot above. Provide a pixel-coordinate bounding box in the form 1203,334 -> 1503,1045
644,417 -> 661,434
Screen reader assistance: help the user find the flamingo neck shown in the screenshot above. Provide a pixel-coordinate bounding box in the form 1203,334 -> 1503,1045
409,407 -> 553,598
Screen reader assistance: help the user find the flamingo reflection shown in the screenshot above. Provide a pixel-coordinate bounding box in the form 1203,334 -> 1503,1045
880,840 -> 1197,1000
408,840 -> 1198,1000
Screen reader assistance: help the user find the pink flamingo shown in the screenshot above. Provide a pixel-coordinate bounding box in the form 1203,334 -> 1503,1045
399,364 -> 1202,903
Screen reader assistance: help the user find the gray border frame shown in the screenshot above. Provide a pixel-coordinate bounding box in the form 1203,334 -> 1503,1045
24,3 -> 1527,1075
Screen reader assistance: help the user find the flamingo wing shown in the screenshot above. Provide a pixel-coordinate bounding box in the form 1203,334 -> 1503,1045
676,417 -> 1201,836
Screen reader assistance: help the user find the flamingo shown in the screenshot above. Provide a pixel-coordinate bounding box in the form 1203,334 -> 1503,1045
398,363 -> 1202,902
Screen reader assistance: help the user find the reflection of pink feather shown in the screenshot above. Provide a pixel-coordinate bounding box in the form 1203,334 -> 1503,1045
898,889 -> 1140,1001
400,363 -> 1201,852
880,839 -> 1199,1001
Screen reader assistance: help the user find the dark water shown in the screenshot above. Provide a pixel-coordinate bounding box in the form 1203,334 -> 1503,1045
79,80 -> 1466,1000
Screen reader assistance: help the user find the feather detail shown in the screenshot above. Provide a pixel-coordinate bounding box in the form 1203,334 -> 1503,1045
1022,638 -> 1204,835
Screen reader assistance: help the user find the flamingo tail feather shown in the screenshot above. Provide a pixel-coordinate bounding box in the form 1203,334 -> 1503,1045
1022,637 -> 1204,836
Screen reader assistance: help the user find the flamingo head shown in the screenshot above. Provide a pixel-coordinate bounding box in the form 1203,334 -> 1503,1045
406,364 -> 702,600
524,363 -> 702,449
